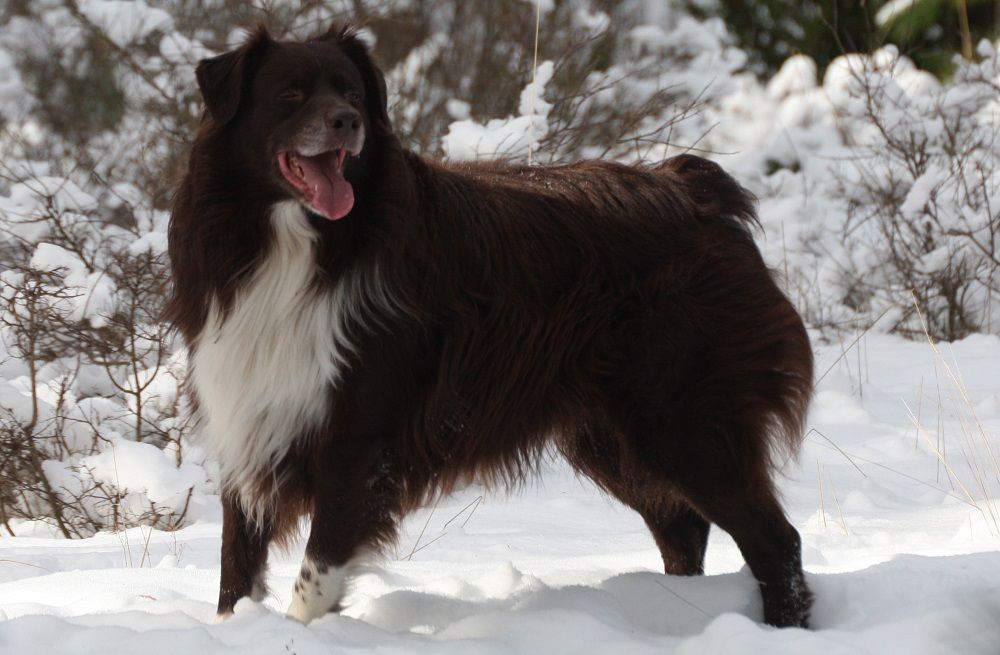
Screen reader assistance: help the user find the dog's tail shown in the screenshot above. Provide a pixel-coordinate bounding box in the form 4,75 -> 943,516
654,154 -> 761,233
656,155 -> 811,465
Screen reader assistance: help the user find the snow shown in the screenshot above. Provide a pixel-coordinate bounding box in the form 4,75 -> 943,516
128,231 -> 168,256
443,61 -> 554,161
876,0 -> 919,27
445,99 -> 471,121
77,0 -> 174,48
29,243 -> 85,276
3,335 -> 1000,653
767,56 -> 818,99
77,436 -> 209,508
28,242 -> 115,327
517,61 -> 554,120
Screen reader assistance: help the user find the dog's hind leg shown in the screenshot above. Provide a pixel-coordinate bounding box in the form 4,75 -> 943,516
561,426 -> 710,577
678,468 -> 811,628
286,443 -> 400,624
626,410 -> 812,628
217,491 -> 273,618
638,501 -> 710,576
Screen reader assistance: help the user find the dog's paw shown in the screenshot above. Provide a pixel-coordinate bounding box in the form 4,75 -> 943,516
212,610 -> 233,625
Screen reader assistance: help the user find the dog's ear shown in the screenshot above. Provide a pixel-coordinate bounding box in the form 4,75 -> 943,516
196,25 -> 272,125
319,25 -> 391,135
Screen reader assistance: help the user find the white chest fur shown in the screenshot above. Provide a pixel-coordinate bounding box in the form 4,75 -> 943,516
190,202 -> 361,517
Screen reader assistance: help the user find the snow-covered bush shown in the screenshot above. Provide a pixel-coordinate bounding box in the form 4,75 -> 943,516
724,44 -> 1000,340
0,174 -> 208,537
383,0 -> 747,163
828,44 -> 1000,339
0,0 -> 222,536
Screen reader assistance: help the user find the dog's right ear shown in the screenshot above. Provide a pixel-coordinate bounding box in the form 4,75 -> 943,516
196,26 -> 272,125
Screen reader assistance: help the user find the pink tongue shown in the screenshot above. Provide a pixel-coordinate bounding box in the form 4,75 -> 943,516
297,153 -> 354,220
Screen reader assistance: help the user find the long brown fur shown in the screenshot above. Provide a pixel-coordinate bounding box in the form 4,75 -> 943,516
168,24 -> 815,628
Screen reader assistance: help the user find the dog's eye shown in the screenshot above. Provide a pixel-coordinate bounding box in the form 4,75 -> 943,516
345,91 -> 362,104
277,89 -> 305,103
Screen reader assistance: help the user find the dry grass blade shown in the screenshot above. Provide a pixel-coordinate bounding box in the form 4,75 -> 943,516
0,558 -> 53,572
903,400 -> 998,535
817,459 -> 828,532
907,292 -> 1000,535
405,494 -> 486,560
813,306 -> 892,390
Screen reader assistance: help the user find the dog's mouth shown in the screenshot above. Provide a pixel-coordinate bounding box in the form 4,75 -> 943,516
277,148 -> 354,220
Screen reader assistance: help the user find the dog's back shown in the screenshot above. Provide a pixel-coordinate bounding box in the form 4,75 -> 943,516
396,155 -> 811,487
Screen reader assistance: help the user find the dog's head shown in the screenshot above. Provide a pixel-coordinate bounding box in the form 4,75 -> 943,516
194,24 -> 389,220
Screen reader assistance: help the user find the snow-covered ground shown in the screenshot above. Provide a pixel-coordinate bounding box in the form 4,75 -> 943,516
2,333 -> 1000,654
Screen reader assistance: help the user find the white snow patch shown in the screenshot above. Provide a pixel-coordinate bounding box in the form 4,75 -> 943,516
443,61 -> 554,161
77,0 -> 173,48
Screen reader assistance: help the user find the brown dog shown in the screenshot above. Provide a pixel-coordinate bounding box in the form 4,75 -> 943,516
167,24 -> 814,628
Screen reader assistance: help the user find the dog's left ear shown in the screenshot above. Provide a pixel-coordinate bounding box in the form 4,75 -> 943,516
196,25 -> 273,125
318,25 -> 391,135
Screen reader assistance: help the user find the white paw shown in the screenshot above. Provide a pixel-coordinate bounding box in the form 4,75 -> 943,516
285,555 -> 353,624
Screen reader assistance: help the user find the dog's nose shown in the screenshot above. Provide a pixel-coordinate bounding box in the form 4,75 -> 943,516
326,108 -> 361,136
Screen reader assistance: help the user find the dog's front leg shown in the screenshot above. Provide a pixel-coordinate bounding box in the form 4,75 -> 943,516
286,441 -> 400,624
217,491 -> 274,619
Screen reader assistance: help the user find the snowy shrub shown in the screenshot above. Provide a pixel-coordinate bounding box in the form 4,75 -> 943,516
0,175 -> 205,537
708,43 -> 1000,341
828,44 -> 1000,340
748,44 -> 1000,340
0,0 -> 217,536
383,0 -> 747,163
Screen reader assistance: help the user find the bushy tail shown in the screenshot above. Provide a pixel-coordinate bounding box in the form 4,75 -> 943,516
657,155 -> 812,462
769,317 -> 815,462
655,154 -> 760,232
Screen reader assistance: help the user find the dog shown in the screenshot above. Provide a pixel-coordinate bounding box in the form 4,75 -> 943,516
167,23 -> 815,628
